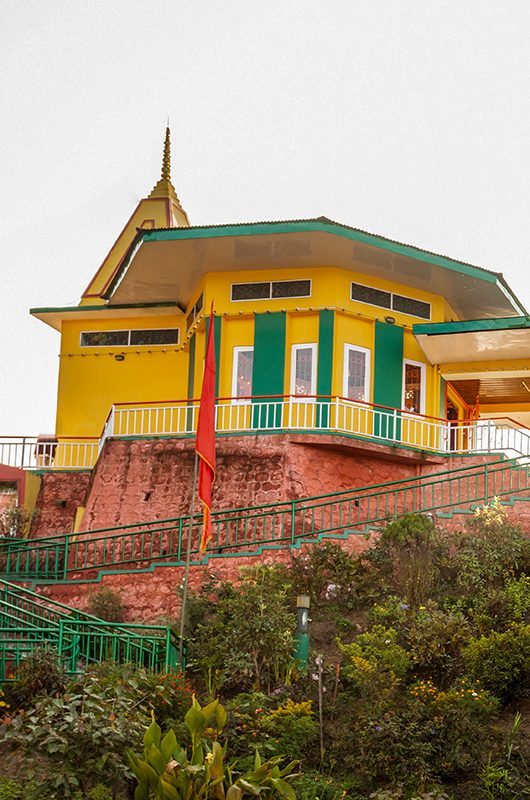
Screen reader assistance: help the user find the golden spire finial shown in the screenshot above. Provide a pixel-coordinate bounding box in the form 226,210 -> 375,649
147,125 -> 190,226
161,126 -> 171,181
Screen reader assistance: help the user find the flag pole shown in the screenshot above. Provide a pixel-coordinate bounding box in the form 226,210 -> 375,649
178,449 -> 199,669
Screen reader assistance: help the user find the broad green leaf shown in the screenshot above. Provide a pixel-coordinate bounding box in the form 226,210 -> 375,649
235,779 -> 261,796
161,728 -> 178,761
226,786 -> 243,800
202,698 -> 219,723
278,761 -> 298,777
144,717 -> 162,750
216,703 -> 227,733
159,777 -> 180,800
147,744 -> 168,777
270,778 -> 296,800
134,780 -> 150,800
210,740 -> 225,781
185,704 -> 207,738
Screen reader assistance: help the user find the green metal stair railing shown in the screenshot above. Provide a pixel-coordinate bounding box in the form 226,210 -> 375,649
1,457 -> 530,583
0,579 -> 183,681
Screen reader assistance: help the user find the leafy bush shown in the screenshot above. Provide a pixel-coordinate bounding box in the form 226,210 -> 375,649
296,771 -> 354,799
188,566 -> 296,693
339,626 -> 410,694
404,602 -> 471,684
87,586 -> 125,622
464,624 -> 530,701
258,699 -> 318,762
84,662 -> 194,728
9,645 -> 67,709
288,542 -> 359,610
503,574 -> 530,621
2,666 -> 149,798
453,507 -> 530,599
362,514 -> 446,605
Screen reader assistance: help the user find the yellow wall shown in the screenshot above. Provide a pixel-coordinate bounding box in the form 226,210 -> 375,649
56,314 -> 188,437
333,312 -> 374,398
56,267 -> 448,438
202,266 -> 444,324
218,315 -> 254,398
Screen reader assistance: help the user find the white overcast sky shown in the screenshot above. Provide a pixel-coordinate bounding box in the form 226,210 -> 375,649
1,0 -> 530,434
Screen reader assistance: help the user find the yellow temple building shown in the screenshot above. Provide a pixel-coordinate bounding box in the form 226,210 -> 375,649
26,128 -> 530,465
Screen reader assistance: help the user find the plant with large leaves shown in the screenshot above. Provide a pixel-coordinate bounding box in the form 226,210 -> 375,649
127,696 -> 298,800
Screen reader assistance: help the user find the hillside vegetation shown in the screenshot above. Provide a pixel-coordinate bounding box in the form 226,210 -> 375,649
1,500 -> 530,799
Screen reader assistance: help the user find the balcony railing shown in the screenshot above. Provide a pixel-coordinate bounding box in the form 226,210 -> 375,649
0,437 -> 99,471
2,395 -> 530,471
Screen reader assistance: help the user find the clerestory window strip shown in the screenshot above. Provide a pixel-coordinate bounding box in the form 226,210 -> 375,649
231,279 -> 312,302
351,282 -> 431,320
80,328 -> 180,347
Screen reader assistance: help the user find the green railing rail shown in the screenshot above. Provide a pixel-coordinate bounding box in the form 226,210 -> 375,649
0,579 -> 184,681
1,457 -> 529,583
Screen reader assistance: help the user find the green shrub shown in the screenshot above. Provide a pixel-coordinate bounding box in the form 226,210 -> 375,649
296,771 -> 354,799
464,624 -> 530,701
404,602 -> 471,684
288,542 -> 359,610
258,699 -> 318,762
0,778 -> 27,800
84,661 -> 194,727
453,513 -> 530,599
10,644 -> 67,709
87,586 -> 125,622
363,514 -> 446,605
2,666 -> 148,798
339,626 -> 410,693
188,565 -> 295,693
503,574 -> 530,621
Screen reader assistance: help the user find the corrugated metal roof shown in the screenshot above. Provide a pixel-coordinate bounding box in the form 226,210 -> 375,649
140,216 -> 502,279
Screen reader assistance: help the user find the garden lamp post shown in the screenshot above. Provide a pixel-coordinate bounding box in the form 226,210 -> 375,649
294,594 -> 310,671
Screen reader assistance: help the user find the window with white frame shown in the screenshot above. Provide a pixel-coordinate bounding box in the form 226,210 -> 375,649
402,360 -> 426,414
232,347 -> 254,400
343,344 -> 370,402
291,344 -> 317,397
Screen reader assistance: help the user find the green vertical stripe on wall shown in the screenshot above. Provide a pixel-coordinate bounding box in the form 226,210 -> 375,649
317,310 -> 334,396
373,321 -> 404,438
206,315 -> 222,396
317,310 -> 334,427
252,312 -> 286,427
439,377 -> 446,418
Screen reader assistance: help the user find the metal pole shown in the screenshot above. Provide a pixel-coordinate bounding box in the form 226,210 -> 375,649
178,451 -> 199,669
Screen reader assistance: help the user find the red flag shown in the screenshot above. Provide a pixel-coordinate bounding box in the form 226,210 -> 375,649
196,303 -> 216,553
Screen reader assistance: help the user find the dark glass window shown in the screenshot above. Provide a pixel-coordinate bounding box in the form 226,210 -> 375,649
130,329 -> 179,345
231,283 -> 271,301
392,294 -> 431,319
80,331 -> 129,347
186,292 -> 205,329
272,279 -> 311,298
231,279 -> 311,301
351,283 -> 391,309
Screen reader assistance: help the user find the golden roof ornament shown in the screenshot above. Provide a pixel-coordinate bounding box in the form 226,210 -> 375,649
149,125 -> 184,209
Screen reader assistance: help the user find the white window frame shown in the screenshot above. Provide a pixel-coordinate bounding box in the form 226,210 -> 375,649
343,344 -> 371,403
402,359 -> 426,415
290,343 -> 317,399
231,346 -> 254,403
